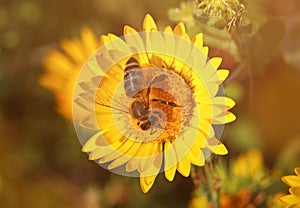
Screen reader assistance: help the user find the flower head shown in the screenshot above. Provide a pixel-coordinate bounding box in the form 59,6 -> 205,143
281,167 -> 300,207
196,0 -> 248,30
39,27 -> 100,120
74,14 -> 235,193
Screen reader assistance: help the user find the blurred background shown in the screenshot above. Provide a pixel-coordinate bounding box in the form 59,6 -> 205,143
0,0 -> 300,207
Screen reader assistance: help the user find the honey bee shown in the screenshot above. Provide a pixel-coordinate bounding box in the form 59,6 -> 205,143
124,57 -> 180,131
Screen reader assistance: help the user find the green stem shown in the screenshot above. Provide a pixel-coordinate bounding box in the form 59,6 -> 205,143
204,160 -> 220,208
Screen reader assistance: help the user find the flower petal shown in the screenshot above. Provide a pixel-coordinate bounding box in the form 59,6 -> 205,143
99,138 -> 135,163
82,131 -> 103,152
81,27 -> 99,55
280,194 -> 300,205
295,168 -> 300,176
107,141 -> 142,169
60,38 -> 86,64
173,139 -> 191,177
140,174 -> 157,193
173,22 -> 186,36
143,14 -> 157,32
283,175 -> 300,187
217,69 -> 230,83
124,25 -> 149,66
211,111 -> 236,124
164,141 -> 177,181
192,33 -> 204,48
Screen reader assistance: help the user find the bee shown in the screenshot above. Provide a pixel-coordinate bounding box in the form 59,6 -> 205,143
124,57 -> 180,131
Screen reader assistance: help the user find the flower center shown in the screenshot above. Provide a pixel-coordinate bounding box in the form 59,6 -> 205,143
125,66 -> 195,143
129,86 -> 182,143
149,87 -> 182,143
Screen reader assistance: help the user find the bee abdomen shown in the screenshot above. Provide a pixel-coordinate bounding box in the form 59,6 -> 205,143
124,57 -> 144,97
124,57 -> 140,77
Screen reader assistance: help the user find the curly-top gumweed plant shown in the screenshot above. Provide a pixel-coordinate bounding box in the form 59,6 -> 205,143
73,14 -> 236,193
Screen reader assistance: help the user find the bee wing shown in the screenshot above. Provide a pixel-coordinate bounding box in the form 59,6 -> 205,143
149,74 -> 167,86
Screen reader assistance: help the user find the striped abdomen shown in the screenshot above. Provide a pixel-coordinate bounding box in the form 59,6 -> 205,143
124,57 -> 145,97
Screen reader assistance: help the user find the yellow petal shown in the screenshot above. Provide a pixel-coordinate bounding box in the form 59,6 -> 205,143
89,146 -> 116,160
201,58 -> 221,82
145,31 -> 165,64
99,35 -> 110,46
211,111 -> 236,124
90,136 -> 127,160
107,33 -> 131,53
162,26 -> 175,68
126,142 -> 156,172
210,97 -> 236,110
280,194 -> 300,205
164,26 -> 173,34
177,156 -> 191,177
290,187 -> 300,196
197,103 -> 213,120
79,116 -> 98,130
42,50 -> 74,75
192,33 -> 204,48
60,38 -> 86,64
295,168 -> 300,176
96,54 -> 115,73
173,139 -> 191,177
143,14 -> 157,31
138,143 -> 160,172
210,57 -> 222,69
173,22 -> 186,36
190,53 -> 207,79
217,69 -> 230,82
188,147 -> 205,166
211,142 -> 228,155
81,27 -> 99,55
191,118 -> 212,138
201,46 -> 209,57
164,141 -> 177,181
99,138 -> 134,163
82,131 -> 103,152
124,25 -> 149,66
107,141 -> 142,169
140,174 -> 157,193
101,127 -> 124,144
207,82 -> 219,98
283,175 -> 300,187
175,34 -> 191,63
124,25 -> 145,49
192,81 -> 209,103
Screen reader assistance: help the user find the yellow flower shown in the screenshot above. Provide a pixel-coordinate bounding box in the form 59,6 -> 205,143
75,14 -> 235,193
281,167 -> 300,207
189,194 -> 210,208
232,148 -> 264,179
268,192 -> 285,208
39,27 -> 100,120
214,148 -> 271,206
